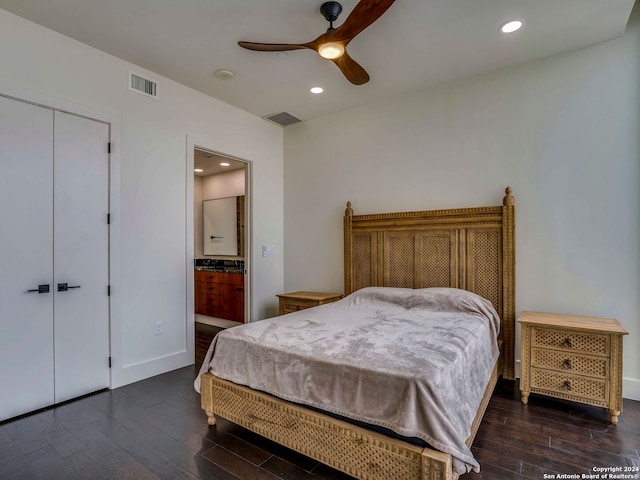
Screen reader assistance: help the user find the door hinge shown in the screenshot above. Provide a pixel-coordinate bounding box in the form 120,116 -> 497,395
107,285 -> 111,296
108,357 -> 112,368
107,213 -> 111,225
107,142 -> 111,154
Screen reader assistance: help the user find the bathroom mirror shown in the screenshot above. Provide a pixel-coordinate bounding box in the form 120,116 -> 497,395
203,196 -> 244,256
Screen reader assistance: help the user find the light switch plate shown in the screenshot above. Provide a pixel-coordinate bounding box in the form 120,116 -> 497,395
262,244 -> 276,257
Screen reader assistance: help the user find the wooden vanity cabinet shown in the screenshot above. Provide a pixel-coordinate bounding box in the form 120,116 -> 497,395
195,270 -> 244,323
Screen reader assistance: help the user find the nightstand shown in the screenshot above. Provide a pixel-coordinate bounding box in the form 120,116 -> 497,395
276,291 -> 342,315
519,311 -> 628,424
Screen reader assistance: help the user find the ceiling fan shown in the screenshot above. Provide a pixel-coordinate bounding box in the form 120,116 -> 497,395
238,0 -> 396,85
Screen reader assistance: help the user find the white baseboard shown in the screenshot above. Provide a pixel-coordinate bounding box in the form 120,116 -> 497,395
623,378 -> 640,401
112,350 -> 194,389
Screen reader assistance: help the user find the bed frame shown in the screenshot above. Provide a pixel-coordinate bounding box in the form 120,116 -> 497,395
200,187 -> 516,480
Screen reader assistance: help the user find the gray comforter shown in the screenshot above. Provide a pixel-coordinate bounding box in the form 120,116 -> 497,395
195,287 -> 500,474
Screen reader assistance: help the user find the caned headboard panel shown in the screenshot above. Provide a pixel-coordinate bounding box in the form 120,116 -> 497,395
344,187 -> 516,379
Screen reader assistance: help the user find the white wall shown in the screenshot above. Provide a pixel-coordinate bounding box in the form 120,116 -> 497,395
0,9 -> 284,388
284,8 -> 640,399
201,169 -> 246,199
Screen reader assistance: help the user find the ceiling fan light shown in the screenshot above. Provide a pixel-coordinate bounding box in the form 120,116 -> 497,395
318,42 -> 345,59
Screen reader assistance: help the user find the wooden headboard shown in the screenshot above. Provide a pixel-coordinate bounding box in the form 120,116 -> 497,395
344,187 -> 516,379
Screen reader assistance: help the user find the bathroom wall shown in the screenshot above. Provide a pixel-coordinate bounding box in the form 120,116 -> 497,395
194,168 -> 245,260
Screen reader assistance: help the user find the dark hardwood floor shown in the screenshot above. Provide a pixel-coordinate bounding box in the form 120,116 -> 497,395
1,366 -> 638,480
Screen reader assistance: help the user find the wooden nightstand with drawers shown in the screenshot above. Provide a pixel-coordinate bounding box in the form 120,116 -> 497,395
276,291 -> 342,316
519,311 -> 628,424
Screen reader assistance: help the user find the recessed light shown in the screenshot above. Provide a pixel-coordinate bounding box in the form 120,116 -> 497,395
220,162 -> 230,167
214,69 -> 235,80
194,168 -> 204,173
310,87 -> 324,94
500,20 -> 523,34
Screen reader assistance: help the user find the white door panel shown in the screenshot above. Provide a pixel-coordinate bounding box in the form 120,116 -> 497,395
0,97 -> 111,419
53,111 -> 110,403
0,96 -> 55,421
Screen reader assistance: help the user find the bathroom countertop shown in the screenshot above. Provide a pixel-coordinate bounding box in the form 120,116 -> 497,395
194,267 -> 244,274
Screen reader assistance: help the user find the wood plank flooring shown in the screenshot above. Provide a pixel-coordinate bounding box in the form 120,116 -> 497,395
0,366 -> 638,480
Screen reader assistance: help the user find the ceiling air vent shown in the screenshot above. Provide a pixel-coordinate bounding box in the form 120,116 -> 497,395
129,71 -> 158,99
263,112 -> 302,127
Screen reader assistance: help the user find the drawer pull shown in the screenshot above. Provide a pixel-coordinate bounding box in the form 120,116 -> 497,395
562,358 -> 572,369
562,380 -> 572,391
562,338 -> 573,349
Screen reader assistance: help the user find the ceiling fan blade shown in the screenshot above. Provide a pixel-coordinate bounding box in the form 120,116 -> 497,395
330,51 -> 370,85
329,0 -> 396,44
238,41 -> 309,52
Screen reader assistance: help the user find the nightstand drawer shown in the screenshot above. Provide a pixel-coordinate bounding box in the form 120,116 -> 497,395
277,291 -> 342,316
281,299 -> 317,314
532,327 -> 609,356
530,368 -> 608,402
531,348 -> 608,378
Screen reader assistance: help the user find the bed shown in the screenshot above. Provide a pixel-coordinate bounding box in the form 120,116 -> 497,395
197,187 -> 516,480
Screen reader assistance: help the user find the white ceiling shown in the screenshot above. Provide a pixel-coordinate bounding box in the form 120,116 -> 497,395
0,0 -> 635,123
194,150 -> 245,177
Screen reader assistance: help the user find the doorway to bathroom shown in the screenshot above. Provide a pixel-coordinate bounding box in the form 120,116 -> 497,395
186,136 -> 252,368
193,148 -> 249,331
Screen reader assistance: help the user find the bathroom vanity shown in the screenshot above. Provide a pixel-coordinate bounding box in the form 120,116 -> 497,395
195,266 -> 244,323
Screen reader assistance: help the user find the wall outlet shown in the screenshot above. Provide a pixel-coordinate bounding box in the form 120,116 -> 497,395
154,321 -> 163,335
262,244 -> 276,257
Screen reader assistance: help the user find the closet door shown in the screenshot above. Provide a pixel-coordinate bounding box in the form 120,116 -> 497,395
53,111 -> 110,403
0,96 -> 55,421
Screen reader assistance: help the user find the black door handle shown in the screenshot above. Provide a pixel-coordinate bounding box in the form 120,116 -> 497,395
27,284 -> 50,294
57,283 -> 81,292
